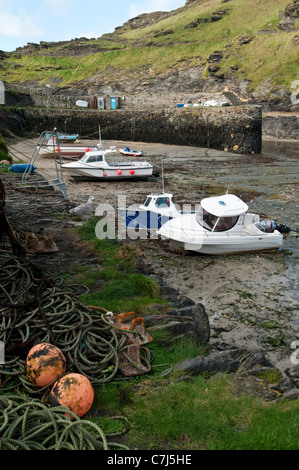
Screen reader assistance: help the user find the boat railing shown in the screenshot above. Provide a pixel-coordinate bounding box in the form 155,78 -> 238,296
20,129 -> 68,200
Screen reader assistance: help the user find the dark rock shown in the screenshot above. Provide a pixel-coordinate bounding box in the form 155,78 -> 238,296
278,0 -> 299,30
207,52 -> 223,63
278,389 -> 299,400
174,347 -> 276,375
144,276 -> 210,346
239,35 -> 253,45
154,29 -> 175,38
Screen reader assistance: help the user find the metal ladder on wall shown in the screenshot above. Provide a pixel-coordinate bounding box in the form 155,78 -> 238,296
131,117 -> 136,141
21,129 -> 68,200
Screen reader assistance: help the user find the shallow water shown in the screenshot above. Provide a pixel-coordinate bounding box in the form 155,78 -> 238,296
248,139 -> 299,314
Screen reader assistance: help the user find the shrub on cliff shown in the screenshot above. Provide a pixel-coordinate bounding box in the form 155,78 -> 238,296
0,132 -> 11,162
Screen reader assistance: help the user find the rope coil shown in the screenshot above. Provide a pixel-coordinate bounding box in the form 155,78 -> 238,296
0,250 -> 153,390
0,395 -> 130,450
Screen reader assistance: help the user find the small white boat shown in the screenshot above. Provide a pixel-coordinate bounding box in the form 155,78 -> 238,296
61,146 -> 153,180
39,138 -> 88,159
76,100 -> 89,108
120,193 -> 189,231
119,147 -> 143,157
157,193 -> 288,255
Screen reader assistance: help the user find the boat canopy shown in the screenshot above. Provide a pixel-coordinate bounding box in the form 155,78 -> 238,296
201,194 -> 248,217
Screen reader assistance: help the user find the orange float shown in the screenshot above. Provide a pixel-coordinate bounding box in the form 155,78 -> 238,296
26,343 -> 66,388
49,373 -> 94,417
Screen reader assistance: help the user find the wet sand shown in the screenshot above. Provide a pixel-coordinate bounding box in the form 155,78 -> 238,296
6,136 -> 299,374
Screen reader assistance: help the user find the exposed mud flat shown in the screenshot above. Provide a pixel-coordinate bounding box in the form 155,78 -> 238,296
6,136 -> 299,375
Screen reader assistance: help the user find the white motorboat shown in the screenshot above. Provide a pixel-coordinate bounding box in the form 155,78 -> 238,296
39,138 -> 88,159
157,193 -> 289,255
119,147 -> 143,157
61,146 -> 153,180
120,193 -> 190,231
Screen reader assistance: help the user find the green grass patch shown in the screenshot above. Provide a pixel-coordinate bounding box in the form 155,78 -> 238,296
91,372 -> 299,450
79,273 -> 161,313
65,217 -> 164,313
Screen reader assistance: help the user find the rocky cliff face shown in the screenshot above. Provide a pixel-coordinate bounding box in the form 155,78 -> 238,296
1,0 -> 297,112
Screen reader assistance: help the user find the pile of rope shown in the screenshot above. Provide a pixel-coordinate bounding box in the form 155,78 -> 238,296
0,394 -> 129,450
0,250 -> 152,391
0,176 -> 152,449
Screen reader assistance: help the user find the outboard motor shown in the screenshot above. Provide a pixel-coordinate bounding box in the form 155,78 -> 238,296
255,219 -> 277,233
276,223 -> 291,235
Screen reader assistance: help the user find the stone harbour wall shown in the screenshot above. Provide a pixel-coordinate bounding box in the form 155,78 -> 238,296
262,114 -> 299,139
0,105 -> 262,154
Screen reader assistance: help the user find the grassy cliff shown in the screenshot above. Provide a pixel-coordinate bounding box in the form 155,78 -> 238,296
0,0 -> 298,100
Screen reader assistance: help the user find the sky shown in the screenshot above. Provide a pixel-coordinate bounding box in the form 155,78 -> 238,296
0,0 -> 185,52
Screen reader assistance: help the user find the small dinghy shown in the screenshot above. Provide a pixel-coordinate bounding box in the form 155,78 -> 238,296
119,147 -> 143,157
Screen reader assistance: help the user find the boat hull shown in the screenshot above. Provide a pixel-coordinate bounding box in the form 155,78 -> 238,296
120,209 -> 174,230
61,165 -> 153,180
119,150 -> 143,157
160,232 -> 283,255
46,134 -> 78,143
40,147 -> 86,159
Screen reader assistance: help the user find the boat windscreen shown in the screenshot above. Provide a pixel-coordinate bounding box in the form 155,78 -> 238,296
196,207 -> 239,231
142,197 -> 152,207
85,155 -> 103,163
155,197 -> 171,208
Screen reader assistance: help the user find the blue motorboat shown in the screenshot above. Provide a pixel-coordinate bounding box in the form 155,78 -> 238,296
45,132 -> 79,143
119,193 -> 192,231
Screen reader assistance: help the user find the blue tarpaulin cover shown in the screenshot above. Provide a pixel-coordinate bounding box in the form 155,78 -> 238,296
10,164 -> 36,173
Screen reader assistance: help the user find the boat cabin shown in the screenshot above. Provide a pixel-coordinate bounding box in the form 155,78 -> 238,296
81,153 -> 104,163
79,147 -> 117,164
196,194 -> 249,232
139,193 -> 177,213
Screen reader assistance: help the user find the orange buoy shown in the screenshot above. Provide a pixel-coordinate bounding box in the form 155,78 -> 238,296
49,373 -> 94,417
26,343 -> 66,388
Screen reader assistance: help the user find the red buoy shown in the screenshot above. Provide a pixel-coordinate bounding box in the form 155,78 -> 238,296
26,343 -> 66,388
49,373 -> 94,417
117,169 -> 122,175
130,169 -> 135,175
